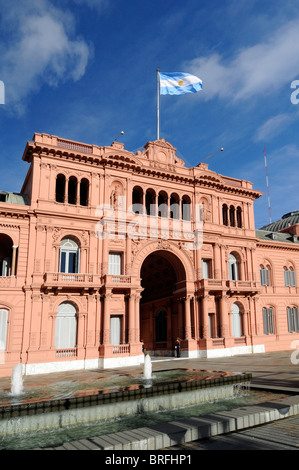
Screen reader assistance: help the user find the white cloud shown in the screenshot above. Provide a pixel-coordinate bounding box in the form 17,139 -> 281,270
254,113 -> 293,142
187,19 -> 299,103
0,0 -> 91,112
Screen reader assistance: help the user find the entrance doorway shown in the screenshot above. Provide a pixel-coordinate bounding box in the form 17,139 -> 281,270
139,250 -> 187,355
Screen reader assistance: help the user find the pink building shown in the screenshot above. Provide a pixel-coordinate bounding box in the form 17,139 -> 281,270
0,133 -> 298,377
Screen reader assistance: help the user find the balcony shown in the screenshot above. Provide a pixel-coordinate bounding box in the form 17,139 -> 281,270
198,278 -> 226,294
227,280 -> 260,295
43,272 -> 101,292
102,274 -> 140,289
198,278 -> 260,296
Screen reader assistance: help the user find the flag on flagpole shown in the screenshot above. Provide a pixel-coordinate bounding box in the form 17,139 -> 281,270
159,72 -> 203,95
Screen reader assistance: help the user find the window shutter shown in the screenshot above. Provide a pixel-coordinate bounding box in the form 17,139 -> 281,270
284,269 -> 290,287
290,270 -> 296,287
110,316 -> 121,345
109,253 -> 121,275
231,303 -> 241,337
260,268 -> 264,285
269,308 -> 274,334
287,307 -> 294,332
55,303 -> 77,349
263,308 -> 269,334
0,309 -> 8,350
202,260 -> 209,279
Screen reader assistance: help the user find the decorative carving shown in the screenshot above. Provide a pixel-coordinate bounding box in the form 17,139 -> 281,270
52,227 -> 61,242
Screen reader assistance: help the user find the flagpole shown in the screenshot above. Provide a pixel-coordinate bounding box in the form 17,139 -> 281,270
157,68 -> 160,140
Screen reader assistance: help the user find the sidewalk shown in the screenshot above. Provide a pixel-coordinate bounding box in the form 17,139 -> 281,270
33,350 -> 299,451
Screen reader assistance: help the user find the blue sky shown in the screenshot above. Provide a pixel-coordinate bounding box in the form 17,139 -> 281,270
0,0 -> 299,229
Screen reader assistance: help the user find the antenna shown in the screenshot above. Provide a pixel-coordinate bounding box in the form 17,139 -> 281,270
196,148 -> 224,166
264,146 -> 272,224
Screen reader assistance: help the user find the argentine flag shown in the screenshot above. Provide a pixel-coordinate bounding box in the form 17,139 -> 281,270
159,72 -> 202,95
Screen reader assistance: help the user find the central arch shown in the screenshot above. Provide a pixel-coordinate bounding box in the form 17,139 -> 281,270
139,249 -> 188,355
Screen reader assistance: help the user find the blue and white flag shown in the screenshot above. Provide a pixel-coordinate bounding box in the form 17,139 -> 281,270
159,72 -> 202,95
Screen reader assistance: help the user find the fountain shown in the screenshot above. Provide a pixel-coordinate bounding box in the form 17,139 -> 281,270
0,363 -> 252,438
10,364 -> 23,397
143,354 -> 152,380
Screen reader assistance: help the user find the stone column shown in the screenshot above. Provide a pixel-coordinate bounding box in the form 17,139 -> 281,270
135,293 -> 141,343
201,295 -> 209,339
11,246 -> 18,276
128,292 -> 135,344
219,294 -> 230,339
103,291 -> 111,344
213,243 -> 221,279
184,295 -> 192,340
64,177 -> 68,203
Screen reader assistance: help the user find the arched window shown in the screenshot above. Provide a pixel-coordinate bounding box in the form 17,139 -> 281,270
158,191 -> 168,218
263,307 -> 274,334
231,303 -> 242,337
80,178 -> 89,206
0,308 -> 8,351
132,186 -> 143,214
59,238 -> 80,274
68,176 -> 78,205
181,195 -> 191,221
55,174 -> 66,203
236,206 -> 242,228
229,205 -> 235,227
260,265 -> 270,286
145,189 -> 156,216
170,193 -> 180,219
229,253 -> 239,280
55,302 -> 77,349
222,204 -> 228,226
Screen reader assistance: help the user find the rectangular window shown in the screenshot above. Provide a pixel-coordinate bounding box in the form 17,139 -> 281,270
263,307 -> 274,334
110,316 -> 121,345
287,307 -> 299,333
284,269 -> 296,287
108,253 -> 122,275
202,259 -> 211,279
0,309 -> 8,350
260,268 -> 270,286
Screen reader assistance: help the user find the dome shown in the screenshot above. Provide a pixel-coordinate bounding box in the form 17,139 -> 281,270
261,211 -> 299,232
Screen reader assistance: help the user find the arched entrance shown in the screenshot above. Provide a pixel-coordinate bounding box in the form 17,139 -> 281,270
139,250 -> 188,355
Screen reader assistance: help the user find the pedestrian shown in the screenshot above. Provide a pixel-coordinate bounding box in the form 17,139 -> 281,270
174,338 -> 181,357
141,340 -> 145,354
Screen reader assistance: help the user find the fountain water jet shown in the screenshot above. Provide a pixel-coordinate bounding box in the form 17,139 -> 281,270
143,354 -> 152,380
10,363 -> 24,396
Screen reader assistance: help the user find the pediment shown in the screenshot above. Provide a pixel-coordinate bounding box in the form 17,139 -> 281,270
140,138 -> 185,167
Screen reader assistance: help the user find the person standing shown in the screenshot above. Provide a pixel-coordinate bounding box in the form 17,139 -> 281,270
174,338 -> 181,357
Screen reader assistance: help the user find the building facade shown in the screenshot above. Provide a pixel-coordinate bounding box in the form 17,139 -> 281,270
0,132 -> 298,377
